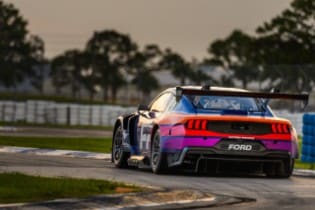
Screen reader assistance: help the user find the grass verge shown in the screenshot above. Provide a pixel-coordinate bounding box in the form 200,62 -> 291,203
0,121 -> 113,131
0,136 -> 112,153
0,172 -> 141,204
295,159 -> 314,170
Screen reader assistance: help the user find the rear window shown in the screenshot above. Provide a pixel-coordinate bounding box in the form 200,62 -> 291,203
188,95 -> 263,112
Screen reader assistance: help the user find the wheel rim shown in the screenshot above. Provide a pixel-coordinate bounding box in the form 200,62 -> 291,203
113,126 -> 123,163
151,133 -> 160,168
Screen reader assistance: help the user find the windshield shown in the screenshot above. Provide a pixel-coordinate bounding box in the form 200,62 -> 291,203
189,95 -> 263,112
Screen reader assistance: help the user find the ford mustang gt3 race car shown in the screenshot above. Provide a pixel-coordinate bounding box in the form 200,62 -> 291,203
111,86 -> 308,177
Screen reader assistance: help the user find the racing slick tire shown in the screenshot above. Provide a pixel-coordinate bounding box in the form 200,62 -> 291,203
112,124 -> 130,168
151,129 -> 167,174
264,158 -> 294,178
277,158 -> 294,178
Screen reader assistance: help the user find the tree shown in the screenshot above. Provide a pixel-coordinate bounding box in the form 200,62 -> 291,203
188,58 -> 217,86
50,49 -> 86,98
218,75 -> 235,87
131,70 -> 159,101
255,0 -> 315,92
86,30 -> 137,102
81,68 -> 101,101
50,55 -> 71,95
205,0 -> 315,91
28,35 -> 46,95
189,68 -> 213,85
128,44 -> 161,100
160,48 -> 192,85
64,50 -> 86,98
0,1 -> 44,90
257,0 -> 314,61
207,30 -> 259,89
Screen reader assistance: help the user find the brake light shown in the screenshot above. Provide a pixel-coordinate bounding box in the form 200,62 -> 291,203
201,120 -> 207,130
271,123 -> 290,134
186,119 -> 208,130
195,120 -> 201,129
187,120 -> 194,129
283,124 -> 289,133
277,124 -> 283,133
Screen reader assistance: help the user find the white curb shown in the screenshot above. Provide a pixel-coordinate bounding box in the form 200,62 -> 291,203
0,146 -> 111,160
293,169 -> 315,177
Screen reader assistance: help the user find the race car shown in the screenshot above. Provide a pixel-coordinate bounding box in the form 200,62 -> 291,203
111,86 -> 308,177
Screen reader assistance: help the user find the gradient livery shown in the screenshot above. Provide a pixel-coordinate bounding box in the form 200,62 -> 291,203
111,86 -> 308,177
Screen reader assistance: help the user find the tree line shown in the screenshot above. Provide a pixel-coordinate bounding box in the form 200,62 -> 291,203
0,0 -> 314,103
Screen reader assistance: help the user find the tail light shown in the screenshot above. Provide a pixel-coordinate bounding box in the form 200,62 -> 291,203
186,119 -> 208,130
186,120 -> 291,134
271,123 -> 290,134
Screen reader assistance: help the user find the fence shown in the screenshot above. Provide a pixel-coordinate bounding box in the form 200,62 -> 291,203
0,100 -> 135,127
0,100 -> 305,135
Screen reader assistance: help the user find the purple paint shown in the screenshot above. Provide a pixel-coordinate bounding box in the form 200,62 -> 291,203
161,136 -> 220,150
261,140 -> 298,156
161,136 -> 298,156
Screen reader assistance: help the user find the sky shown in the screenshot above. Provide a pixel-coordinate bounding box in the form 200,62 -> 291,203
5,0 -> 292,60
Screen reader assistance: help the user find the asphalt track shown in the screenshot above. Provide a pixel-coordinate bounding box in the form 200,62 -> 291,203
1,152 -> 315,209
1,127 -> 315,209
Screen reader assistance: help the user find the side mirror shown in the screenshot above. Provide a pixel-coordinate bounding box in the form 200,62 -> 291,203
138,104 -> 149,111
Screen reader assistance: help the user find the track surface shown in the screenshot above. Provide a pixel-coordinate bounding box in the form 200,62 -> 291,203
1,153 -> 315,209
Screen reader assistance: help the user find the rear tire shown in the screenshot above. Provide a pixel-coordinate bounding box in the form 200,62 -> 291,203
265,158 -> 294,178
112,125 -> 129,168
277,158 -> 294,178
151,129 -> 167,174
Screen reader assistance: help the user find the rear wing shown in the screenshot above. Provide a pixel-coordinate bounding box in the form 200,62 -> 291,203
175,87 -> 309,109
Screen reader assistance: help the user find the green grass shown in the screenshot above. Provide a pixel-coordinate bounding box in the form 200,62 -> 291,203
295,160 -> 315,170
0,172 -> 141,204
0,136 -> 112,153
0,121 -> 113,131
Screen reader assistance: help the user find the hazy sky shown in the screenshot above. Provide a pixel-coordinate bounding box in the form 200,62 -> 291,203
6,0 -> 292,60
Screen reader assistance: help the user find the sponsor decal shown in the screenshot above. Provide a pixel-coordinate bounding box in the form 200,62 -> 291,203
228,136 -> 255,140
139,125 -> 152,150
228,144 -> 253,151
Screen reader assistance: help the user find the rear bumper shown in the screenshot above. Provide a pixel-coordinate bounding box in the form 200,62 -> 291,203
168,146 -> 292,168
161,136 -> 299,162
